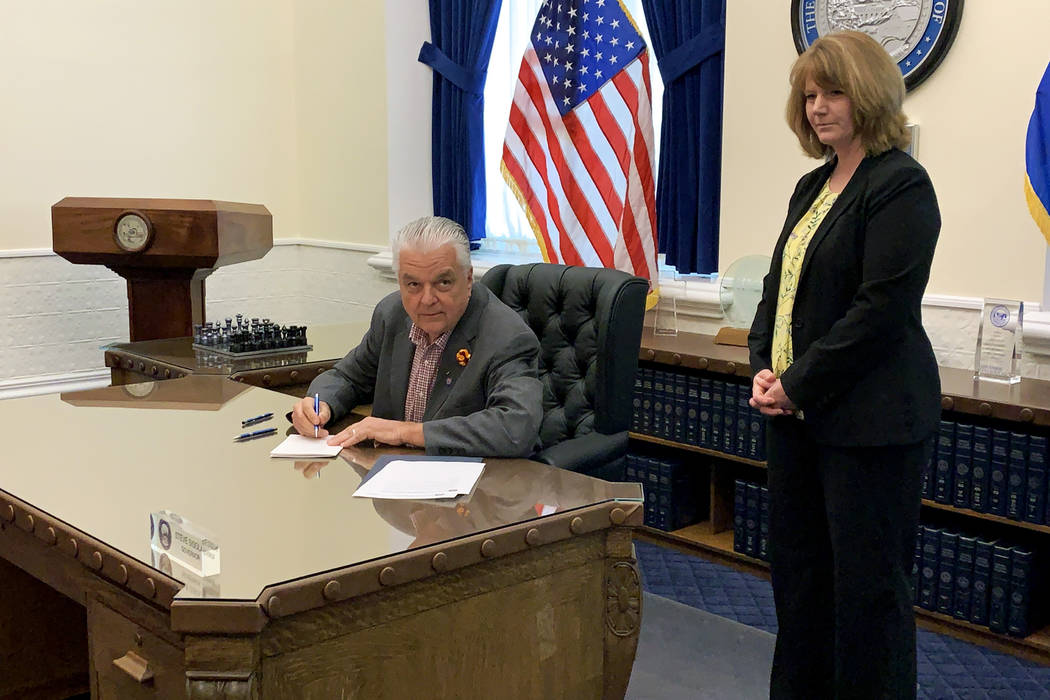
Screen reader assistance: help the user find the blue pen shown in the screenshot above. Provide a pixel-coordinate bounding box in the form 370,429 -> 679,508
241,412 -> 274,427
233,427 -> 277,442
314,393 -> 320,437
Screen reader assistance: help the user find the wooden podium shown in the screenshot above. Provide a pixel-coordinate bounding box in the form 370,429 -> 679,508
52,197 -> 272,341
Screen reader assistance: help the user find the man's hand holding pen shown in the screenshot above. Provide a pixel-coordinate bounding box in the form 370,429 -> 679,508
292,395 -> 332,437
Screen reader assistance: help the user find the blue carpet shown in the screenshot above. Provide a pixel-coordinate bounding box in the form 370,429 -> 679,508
635,540 -> 1050,699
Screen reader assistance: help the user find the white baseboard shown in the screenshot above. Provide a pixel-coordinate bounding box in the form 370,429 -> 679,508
0,369 -> 111,401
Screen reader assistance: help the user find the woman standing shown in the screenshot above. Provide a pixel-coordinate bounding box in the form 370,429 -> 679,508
748,31 -> 941,698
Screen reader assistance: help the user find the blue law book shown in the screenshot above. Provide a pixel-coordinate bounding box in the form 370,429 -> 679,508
699,377 -> 713,448
953,535 -> 977,621
970,538 -> 997,626
1025,434 -> 1047,525
988,545 -> 1014,633
919,526 -> 941,611
952,423 -> 974,509
662,376 -> 676,441
733,479 -> 747,554
1006,432 -> 1029,521
744,482 -> 760,558
631,369 -> 644,432
685,376 -> 700,446
735,385 -> 750,457
651,370 -> 666,439
970,425 -> 992,512
758,486 -> 770,561
749,406 -> 766,461
722,383 -> 737,455
936,530 -> 958,615
1007,547 -> 1034,638
640,368 -> 654,436
709,379 -> 724,452
624,454 -> 639,484
933,420 -> 955,504
988,429 -> 1011,516
672,372 -> 687,443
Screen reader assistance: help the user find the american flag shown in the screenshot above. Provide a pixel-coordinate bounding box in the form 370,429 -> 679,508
501,0 -> 658,303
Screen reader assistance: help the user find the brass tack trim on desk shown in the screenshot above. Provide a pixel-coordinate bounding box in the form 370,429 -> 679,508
18,513 -> 35,532
480,539 -> 497,558
151,365 -> 158,376
65,537 -> 78,557
117,564 -> 129,584
90,551 -> 103,570
570,517 -> 585,534
941,396 -> 954,410
144,577 -> 156,598
526,528 -> 541,546
978,402 -> 993,416
290,370 -> 299,381
164,369 -> 172,378
267,595 -> 281,616
322,580 -> 341,601
697,357 -> 709,370
644,349 -> 655,361
262,375 -> 272,386
2,504 -> 14,522
379,566 -> 397,586
610,508 -> 626,525
41,526 -> 57,545
671,353 -> 682,365
1020,407 -> 1035,422
431,551 -> 449,572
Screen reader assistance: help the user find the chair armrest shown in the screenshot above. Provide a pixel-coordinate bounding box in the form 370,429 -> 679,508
534,431 -> 628,475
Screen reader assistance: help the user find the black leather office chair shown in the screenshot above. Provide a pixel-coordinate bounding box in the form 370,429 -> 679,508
480,263 -> 648,481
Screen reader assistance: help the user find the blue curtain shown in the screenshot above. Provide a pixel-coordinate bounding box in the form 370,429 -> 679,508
418,0 -> 503,245
640,0 -> 726,274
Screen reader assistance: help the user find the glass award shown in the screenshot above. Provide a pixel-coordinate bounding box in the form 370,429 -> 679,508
974,298 -> 1023,384
150,509 -> 221,578
653,295 -> 678,336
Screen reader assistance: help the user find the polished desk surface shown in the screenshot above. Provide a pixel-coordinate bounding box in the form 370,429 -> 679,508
0,375 -> 640,604
103,321 -> 369,377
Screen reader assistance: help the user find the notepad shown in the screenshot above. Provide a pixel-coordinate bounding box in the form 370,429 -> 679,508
269,435 -> 343,459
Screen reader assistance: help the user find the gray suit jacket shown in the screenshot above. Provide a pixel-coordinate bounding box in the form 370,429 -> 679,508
308,283 -> 543,457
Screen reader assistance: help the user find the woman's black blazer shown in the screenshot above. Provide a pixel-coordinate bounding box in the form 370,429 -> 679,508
748,148 -> 941,446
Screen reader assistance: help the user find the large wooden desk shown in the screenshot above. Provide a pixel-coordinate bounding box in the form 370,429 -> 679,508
0,376 -> 643,698
103,322 -> 369,395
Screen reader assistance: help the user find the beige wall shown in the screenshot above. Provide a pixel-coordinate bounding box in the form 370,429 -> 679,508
721,1 -> 1050,301
0,1 -> 389,251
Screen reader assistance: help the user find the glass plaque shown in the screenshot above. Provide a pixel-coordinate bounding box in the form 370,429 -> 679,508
150,509 -> 221,577
974,298 -> 1023,384
653,296 -> 678,337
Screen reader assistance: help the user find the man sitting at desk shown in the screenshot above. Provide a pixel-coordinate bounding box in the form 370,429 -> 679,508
290,216 -> 542,457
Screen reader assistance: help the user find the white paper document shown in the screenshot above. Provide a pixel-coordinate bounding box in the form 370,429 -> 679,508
352,460 -> 485,500
269,435 -> 343,459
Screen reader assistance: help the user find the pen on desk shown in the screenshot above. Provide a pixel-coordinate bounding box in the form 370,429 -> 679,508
233,427 -> 277,442
241,412 -> 273,427
314,393 -> 320,437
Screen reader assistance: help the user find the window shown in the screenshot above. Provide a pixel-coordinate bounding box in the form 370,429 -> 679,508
481,0 -> 664,259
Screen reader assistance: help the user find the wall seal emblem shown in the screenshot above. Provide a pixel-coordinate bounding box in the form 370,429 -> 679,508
790,0 -> 965,91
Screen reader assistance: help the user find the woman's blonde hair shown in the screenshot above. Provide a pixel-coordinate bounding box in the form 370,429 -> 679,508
786,30 -> 910,158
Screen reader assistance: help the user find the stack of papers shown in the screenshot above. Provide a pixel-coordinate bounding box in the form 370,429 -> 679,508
269,435 -> 343,459
352,459 -> 485,500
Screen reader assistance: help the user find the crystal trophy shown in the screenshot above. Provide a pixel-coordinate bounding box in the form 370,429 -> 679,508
653,295 -> 678,336
974,298 -> 1023,384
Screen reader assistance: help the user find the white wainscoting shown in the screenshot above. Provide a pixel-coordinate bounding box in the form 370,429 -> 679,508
0,242 -> 397,399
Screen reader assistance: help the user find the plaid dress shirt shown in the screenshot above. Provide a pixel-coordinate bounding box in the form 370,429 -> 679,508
403,325 -> 450,423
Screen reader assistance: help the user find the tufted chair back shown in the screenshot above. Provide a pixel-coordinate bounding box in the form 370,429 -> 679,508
480,263 -> 647,479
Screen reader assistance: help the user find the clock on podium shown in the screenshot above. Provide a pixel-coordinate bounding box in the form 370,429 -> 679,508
52,198 -> 272,341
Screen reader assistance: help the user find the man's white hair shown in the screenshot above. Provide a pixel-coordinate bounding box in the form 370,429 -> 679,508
391,216 -> 471,274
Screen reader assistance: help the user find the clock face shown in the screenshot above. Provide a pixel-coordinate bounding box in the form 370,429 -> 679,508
114,211 -> 153,253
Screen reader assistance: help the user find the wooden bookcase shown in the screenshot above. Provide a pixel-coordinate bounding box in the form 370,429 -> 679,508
632,327 -> 1050,666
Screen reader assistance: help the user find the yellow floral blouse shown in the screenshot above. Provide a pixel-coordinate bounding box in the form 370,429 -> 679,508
771,180 -> 838,377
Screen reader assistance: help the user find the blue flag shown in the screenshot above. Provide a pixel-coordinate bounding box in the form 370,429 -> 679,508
1026,61 -> 1050,244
